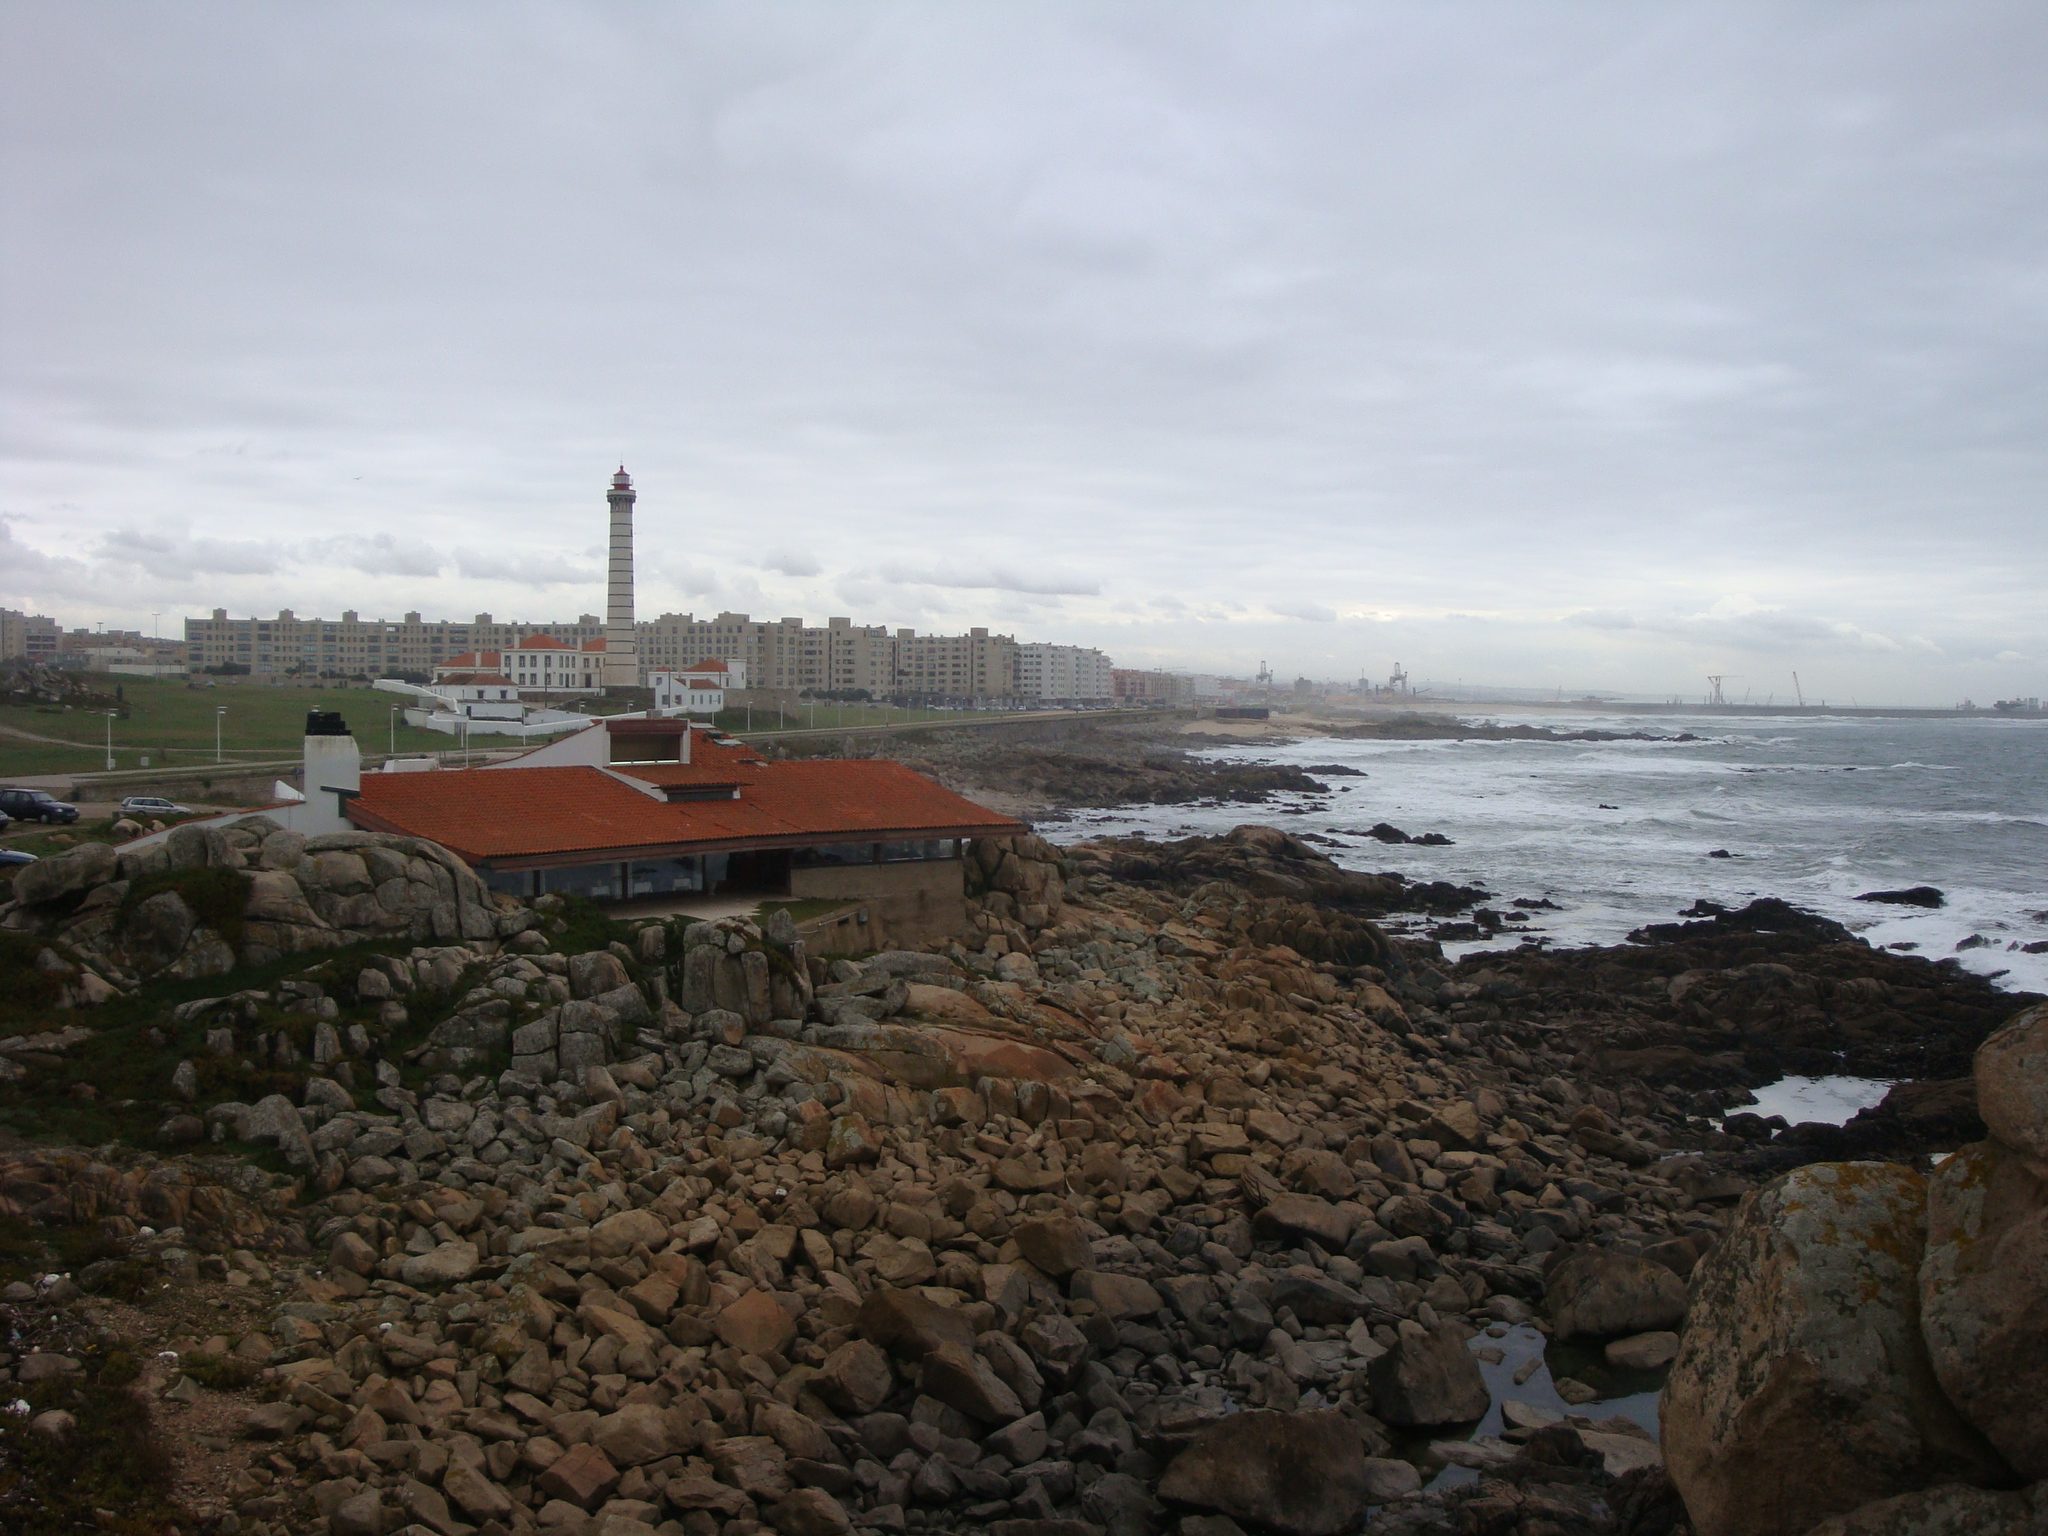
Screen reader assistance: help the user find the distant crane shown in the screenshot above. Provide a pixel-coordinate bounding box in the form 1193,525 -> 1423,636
1388,662 -> 1409,695
1707,675 -> 1727,705
1792,672 -> 1805,708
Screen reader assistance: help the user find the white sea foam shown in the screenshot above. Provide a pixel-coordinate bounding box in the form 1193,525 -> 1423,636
1038,712 -> 2048,995
1745,1076 -> 1895,1127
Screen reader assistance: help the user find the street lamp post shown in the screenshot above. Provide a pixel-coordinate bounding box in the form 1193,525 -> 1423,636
215,706 -> 226,763
105,710 -> 116,772
389,706 -> 398,756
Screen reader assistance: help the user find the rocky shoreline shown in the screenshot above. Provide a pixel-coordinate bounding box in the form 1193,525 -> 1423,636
0,816 -> 2039,1536
763,714 -> 1699,821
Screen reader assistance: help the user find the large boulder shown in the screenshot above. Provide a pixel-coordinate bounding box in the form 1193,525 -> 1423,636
1156,1409 -> 1376,1536
1545,1245 -> 1689,1339
1919,1138 -> 2048,1477
1972,1001 -> 2048,1162
1365,1324 -> 1489,1426
1797,1480 -> 2047,1536
10,840 -> 118,907
1662,1163 -> 2012,1536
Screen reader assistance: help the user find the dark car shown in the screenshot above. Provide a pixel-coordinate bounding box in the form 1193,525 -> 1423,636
0,788 -> 80,825
0,849 -> 35,868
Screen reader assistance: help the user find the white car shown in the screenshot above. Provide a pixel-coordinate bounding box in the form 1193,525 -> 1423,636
120,796 -> 194,818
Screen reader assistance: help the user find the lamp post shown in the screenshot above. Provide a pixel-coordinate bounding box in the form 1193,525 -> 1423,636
389,705 -> 398,756
105,710 -> 117,772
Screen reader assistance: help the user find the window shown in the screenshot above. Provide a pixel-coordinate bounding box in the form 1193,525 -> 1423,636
793,842 -> 876,867
538,863 -> 621,900
481,867 -> 535,898
628,856 -> 703,896
880,839 -> 956,862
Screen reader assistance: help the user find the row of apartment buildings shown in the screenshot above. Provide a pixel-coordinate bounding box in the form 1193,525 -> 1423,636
2,609 -> 187,669
178,608 -> 1117,704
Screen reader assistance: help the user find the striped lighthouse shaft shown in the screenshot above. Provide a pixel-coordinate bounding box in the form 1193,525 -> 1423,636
604,468 -> 638,688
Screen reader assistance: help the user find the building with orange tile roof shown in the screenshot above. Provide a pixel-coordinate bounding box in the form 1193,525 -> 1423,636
344,715 -> 1023,939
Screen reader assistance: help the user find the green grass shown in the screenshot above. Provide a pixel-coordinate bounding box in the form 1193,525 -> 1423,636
0,1338 -> 182,1535
0,671 -> 471,775
0,933 -> 70,1029
0,742 -> 118,776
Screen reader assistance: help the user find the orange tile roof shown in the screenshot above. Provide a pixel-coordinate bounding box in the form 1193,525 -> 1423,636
347,755 -> 1022,864
581,638 -> 607,652
437,650 -> 501,670
436,671 -> 515,686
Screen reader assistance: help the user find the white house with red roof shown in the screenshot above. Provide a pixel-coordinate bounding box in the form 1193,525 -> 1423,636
648,656 -> 735,716
499,634 -> 606,695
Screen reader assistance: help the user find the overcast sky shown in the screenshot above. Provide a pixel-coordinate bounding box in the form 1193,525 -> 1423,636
3,3 -> 2044,703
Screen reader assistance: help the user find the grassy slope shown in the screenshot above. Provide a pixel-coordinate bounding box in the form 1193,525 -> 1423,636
0,674 -> 454,766
0,673 -> 655,779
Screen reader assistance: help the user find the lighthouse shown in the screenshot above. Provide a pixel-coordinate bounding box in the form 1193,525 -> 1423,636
603,466 -> 639,689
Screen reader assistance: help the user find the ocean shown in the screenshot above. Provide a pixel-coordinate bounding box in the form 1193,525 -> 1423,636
1037,711 -> 2048,998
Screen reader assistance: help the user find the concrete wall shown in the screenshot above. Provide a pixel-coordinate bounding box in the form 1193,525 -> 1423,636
788,856 -> 966,951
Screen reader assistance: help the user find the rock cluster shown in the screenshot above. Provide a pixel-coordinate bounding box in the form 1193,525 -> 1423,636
13,833 -> 1789,1536
14,809 -> 2041,1536
1663,1000 -> 2048,1535
0,816 -> 533,989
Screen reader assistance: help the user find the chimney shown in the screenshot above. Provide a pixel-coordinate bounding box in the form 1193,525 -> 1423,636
301,710 -> 361,834
604,466 -> 639,690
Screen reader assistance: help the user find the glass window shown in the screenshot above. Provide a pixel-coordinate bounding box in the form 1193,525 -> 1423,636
538,863 -> 621,900
880,839 -> 954,862
628,856 -> 703,896
792,842 -> 876,867
481,867 -> 535,898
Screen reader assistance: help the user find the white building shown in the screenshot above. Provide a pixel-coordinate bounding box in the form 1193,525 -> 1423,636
499,635 -> 606,695
1014,642 -> 1114,704
427,671 -> 524,720
648,658 -> 730,716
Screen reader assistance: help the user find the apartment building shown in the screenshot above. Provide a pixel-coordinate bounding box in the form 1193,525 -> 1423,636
1112,668 -> 1192,704
1014,642 -> 1114,703
55,628 -> 186,666
180,602 -> 1112,702
0,610 -> 61,662
894,627 -> 1017,700
184,610 -> 601,677
641,612 -> 893,695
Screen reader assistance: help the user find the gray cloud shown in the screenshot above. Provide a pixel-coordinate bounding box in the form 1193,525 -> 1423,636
92,528 -> 284,579
453,548 -> 600,587
1270,600 -> 1337,623
1,4 -> 2044,698
760,550 -> 823,578
872,562 -> 1101,597
307,532 -> 445,578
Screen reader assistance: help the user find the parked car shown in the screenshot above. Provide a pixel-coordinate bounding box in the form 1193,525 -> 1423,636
0,788 -> 79,825
120,795 -> 194,818
0,848 -> 35,868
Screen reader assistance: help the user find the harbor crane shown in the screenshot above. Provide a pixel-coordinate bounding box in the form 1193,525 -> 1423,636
1706,675 -> 1743,706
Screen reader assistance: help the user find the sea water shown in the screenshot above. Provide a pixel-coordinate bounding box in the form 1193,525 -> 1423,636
1038,711 -> 2048,996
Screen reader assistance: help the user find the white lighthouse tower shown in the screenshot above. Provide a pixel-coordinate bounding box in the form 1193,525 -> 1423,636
603,466 -> 639,689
